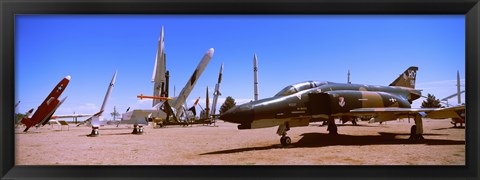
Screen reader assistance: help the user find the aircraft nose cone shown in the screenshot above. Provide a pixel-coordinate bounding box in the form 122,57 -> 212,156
219,104 -> 254,124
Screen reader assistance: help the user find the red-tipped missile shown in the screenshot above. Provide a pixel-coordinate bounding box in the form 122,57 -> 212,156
21,76 -> 70,132
137,94 -> 172,101
193,96 -> 200,106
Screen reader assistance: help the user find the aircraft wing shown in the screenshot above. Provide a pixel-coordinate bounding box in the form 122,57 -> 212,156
441,90 -> 465,101
76,111 -> 103,126
425,105 -> 465,119
51,114 -> 93,119
348,105 -> 465,122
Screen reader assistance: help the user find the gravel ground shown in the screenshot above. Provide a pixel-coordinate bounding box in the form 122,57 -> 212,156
15,118 -> 465,165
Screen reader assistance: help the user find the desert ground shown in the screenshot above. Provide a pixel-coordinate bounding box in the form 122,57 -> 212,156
15,118 -> 465,165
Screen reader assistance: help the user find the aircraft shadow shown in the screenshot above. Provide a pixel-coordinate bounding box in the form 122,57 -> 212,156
83,132 -> 137,137
314,124 -> 380,128
335,124 -> 380,127
200,132 -> 465,155
432,126 -> 465,130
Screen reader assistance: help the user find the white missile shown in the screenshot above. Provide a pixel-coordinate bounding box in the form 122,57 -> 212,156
457,70 -> 461,104
253,53 -> 259,101
172,48 -> 214,118
99,70 -> 117,117
152,26 -> 166,107
211,63 -> 223,117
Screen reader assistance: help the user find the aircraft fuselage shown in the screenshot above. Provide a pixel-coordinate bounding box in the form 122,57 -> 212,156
220,82 -> 421,129
21,76 -> 70,132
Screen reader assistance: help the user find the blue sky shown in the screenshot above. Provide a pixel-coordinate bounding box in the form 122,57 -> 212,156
15,15 -> 465,120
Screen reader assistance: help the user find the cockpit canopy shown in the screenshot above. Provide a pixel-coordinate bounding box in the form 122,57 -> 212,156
274,81 -> 328,97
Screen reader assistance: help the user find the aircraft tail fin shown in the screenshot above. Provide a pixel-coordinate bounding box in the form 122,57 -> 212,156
20,117 -> 34,131
389,66 -> 418,89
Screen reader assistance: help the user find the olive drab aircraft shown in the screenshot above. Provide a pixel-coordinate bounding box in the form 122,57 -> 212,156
219,66 -> 465,146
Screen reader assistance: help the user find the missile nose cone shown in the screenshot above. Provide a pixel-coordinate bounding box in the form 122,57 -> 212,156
65,75 -> 71,80
207,48 -> 214,57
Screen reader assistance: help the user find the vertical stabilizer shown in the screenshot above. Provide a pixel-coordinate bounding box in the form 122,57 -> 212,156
152,26 -> 166,107
389,66 -> 418,89
253,53 -> 259,101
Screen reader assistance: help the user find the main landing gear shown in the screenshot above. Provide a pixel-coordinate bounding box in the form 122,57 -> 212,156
409,115 -> 424,141
88,126 -> 99,137
132,124 -> 144,135
327,117 -> 338,135
277,123 -> 291,146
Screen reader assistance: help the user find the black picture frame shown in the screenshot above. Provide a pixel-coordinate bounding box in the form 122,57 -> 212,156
1,0 -> 478,179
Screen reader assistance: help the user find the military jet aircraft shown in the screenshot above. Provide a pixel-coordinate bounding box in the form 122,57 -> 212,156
220,66 -> 465,146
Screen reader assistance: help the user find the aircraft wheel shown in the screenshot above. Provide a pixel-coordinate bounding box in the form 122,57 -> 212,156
409,125 -> 424,140
328,124 -> 338,135
410,125 -> 416,136
88,127 -> 99,137
280,136 -> 291,146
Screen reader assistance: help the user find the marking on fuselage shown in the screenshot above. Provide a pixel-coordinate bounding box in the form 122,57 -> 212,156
291,111 -> 305,114
288,103 -> 297,107
338,97 -> 346,107
56,84 -> 64,93
389,98 -> 397,102
46,97 -> 54,106
297,107 -> 307,111
358,98 -> 368,101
